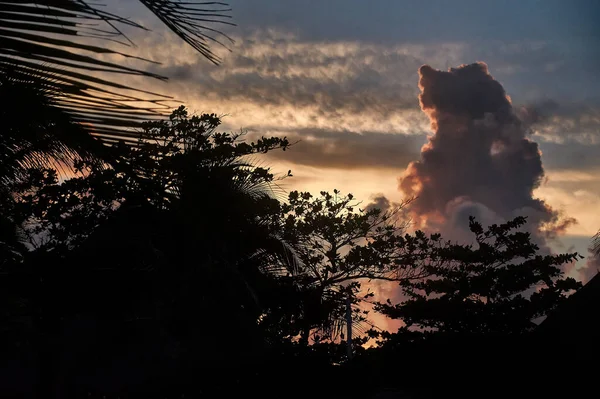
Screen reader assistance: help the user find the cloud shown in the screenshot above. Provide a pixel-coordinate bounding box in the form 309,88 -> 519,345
535,182 -> 600,238
152,32 -> 430,113
364,195 -> 393,213
520,100 -> 600,145
115,29 -> 471,136
398,62 -> 578,254
253,128 -> 425,170
98,26 -> 599,152
513,100 -> 600,172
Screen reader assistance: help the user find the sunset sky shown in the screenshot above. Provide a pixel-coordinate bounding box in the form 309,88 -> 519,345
108,0 -> 599,281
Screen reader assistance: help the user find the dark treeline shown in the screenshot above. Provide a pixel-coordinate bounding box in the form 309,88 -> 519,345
1,102 -> 596,398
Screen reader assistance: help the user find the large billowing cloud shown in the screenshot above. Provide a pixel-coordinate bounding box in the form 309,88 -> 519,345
399,62 -> 577,248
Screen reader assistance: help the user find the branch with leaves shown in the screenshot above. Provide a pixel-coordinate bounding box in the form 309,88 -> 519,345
269,190 -> 433,343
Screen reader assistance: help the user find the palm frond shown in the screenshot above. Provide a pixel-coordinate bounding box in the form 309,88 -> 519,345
0,1 -> 233,142
592,230 -> 600,256
0,69 -> 108,183
248,234 -> 302,278
139,0 -> 235,65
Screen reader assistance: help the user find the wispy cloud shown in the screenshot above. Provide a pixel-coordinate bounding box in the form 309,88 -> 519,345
137,29 -> 464,135
521,100 -> 600,145
253,128 -> 425,170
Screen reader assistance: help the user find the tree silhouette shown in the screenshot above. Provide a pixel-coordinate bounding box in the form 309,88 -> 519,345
0,72 -> 109,272
11,106 -> 295,308
375,216 -> 582,337
349,217 -> 586,399
0,106 -> 302,396
3,102 -> 591,396
263,190 -> 430,346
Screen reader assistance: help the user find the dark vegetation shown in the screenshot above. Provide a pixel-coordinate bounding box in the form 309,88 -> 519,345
1,1 -> 597,398
1,105 -> 593,398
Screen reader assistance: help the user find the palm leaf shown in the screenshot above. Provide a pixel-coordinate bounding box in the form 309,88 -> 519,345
592,230 -> 600,256
0,70 -> 131,198
0,0 -> 233,143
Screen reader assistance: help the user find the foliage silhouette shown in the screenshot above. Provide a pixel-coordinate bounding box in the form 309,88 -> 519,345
374,216 -> 582,340
593,229 -> 600,256
260,190 -> 432,347
350,218 -> 589,399
0,105 -> 592,398
0,70 -> 112,272
0,106 -> 301,397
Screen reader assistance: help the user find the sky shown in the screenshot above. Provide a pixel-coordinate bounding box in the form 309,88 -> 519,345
106,0 -> 600,282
